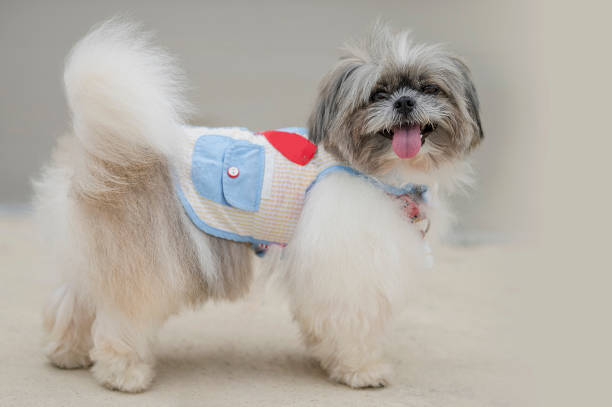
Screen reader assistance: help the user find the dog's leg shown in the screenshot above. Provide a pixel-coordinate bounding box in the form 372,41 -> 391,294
83,211 -> 205,392
42,247 -> 168,393
282,172 -> 425,388
291,282 -> 393,388
43,283 -> 95,369
286,244 -> 395,388
89,304 -> 160,393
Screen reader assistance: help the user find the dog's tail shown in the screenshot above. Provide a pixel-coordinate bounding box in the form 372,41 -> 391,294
64,19 -> 190,194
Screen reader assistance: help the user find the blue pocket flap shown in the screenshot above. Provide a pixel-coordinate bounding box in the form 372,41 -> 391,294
191,135 -> 264,212
222,140 -> 265,211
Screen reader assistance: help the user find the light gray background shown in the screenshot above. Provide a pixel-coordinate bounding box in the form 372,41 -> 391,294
0,0 -> 538,239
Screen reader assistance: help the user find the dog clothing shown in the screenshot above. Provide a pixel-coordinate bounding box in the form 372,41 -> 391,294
174,126 -> 430,256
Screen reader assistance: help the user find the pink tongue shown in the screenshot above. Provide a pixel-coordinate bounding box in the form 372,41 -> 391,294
392,125 -> 421,158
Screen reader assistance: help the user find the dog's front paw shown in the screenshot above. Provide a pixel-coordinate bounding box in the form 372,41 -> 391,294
329,362 -> 393,389
90,347 -> 154,393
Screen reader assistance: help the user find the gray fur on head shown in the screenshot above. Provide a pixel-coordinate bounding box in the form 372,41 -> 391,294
308,24 -> 483,175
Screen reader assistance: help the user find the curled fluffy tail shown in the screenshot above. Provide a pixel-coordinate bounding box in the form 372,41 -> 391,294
64,19 -> 190,166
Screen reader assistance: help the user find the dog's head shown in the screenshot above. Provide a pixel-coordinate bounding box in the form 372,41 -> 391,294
308,25 -> 483,176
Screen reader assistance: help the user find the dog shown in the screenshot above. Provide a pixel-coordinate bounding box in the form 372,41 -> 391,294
34,19 -> 483,392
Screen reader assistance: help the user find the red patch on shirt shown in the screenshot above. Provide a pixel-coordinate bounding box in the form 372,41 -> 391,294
258,130 -> 317,166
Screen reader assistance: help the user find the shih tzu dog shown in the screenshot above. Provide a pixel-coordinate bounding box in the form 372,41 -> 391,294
35,20 -> 482,392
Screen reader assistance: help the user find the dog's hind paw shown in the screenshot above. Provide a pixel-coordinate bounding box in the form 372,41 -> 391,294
330,362 -> 393,389
90,347 -> 154,393
46,342 -> 93,369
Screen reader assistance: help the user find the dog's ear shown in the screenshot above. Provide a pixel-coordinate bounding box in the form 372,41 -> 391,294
308,59 -> 360,144
452,57 -> 484,143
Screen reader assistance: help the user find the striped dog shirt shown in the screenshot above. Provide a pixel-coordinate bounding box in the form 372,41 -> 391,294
174,126 -> 430,255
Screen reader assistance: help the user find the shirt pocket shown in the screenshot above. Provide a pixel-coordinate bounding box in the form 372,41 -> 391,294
191,135 -> 265,212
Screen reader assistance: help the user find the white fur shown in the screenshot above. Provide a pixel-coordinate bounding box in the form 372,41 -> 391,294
36,20 -> 459,392
36,20 -> 194,392
64,19 -> 190,164
278,172 -> 428,387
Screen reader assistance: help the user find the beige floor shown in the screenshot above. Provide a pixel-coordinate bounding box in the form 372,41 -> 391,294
0,214 -> 526,407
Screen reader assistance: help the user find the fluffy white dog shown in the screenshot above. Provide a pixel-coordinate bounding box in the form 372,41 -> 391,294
35,20 -> 482,392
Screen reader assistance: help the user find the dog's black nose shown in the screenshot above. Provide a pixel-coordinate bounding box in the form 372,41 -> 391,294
394,96 -> 415,114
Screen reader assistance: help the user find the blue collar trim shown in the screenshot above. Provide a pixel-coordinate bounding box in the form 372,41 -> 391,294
306,165 -> 429,202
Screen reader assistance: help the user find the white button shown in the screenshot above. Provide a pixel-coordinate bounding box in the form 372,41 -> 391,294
227,166 -> 240,178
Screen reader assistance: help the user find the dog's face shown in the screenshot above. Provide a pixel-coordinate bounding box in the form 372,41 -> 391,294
308,27 -> 483,176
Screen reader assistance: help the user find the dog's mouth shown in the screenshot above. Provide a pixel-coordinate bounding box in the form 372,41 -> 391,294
379,123 -> 437,159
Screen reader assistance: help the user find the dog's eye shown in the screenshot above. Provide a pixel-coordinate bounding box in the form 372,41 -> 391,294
371,91 -> 388,102
421,84 -> 440,95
